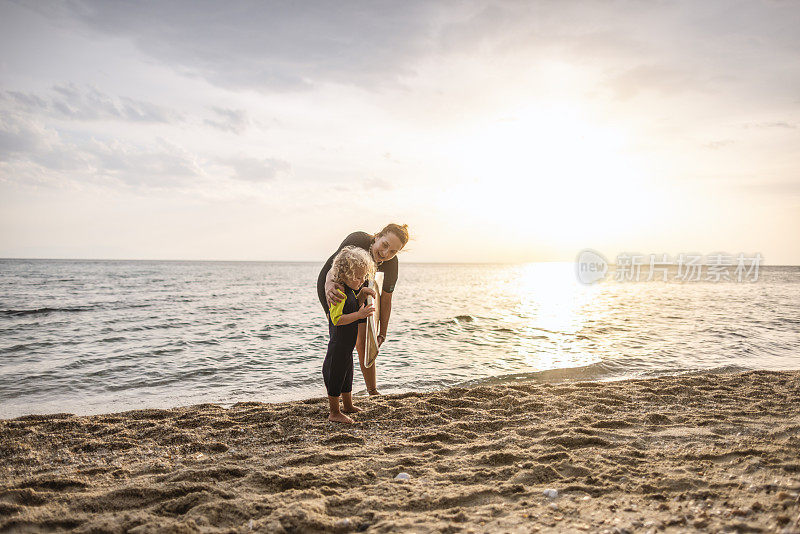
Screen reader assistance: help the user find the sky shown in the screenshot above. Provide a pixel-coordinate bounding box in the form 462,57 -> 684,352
1,0 -> 799,264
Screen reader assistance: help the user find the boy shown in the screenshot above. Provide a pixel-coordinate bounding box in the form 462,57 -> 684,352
323,246 -> 376,423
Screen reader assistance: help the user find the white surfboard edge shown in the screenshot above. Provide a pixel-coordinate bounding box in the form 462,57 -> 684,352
364,271 -> 383,368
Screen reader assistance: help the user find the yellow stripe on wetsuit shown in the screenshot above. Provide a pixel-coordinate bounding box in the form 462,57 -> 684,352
329,288 -> 347,325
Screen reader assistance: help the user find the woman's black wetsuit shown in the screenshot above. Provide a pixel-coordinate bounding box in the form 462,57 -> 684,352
322,285 -> 365,397
316,231 -> 398,317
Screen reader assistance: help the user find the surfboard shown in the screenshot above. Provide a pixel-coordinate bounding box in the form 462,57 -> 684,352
364,271 -> 383,368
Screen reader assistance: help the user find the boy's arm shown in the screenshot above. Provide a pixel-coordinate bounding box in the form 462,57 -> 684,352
356,286 -> 376,304
328,290 -> 347,325
329,291 -> 371,326
330,293 -> 374,326
355,290 -> 367,307
333,311 -> 363,326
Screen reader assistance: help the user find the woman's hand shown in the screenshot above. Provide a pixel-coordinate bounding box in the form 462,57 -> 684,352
356,302 -> 375,320
377,333 -> 386,347
326,281 -> 345,305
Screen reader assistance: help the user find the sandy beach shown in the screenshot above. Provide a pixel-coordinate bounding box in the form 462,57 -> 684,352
1,370 -> 799,533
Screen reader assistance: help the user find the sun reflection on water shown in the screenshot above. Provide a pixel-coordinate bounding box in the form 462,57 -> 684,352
498,262 -> 607,373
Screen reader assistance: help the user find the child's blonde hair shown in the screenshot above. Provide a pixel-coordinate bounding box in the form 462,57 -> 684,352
330,246 -> 376,286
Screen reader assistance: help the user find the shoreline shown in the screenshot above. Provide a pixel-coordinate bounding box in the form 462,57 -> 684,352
1,363 -> 769,421
1,370 -> 799,532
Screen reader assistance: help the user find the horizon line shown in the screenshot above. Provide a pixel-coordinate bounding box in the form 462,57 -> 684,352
1,257 -> 798,267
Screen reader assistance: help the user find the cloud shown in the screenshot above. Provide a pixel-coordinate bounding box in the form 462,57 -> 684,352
0,111 -> 201,187
1,92 -> 289,189
0,113 -> 47,158
3,84 -> 180,123
436,1 -> 800,105
224,157 -> 290,182
743,180 -> 800,197
742,121 -> 797,129
604,64 -> 701,101
205,107 -> 249,134
87,139 -> 201,186
30,0 -> 440,92
0,112 -> 86,171
703,139 -> 734,150
0,81 -> 203,188
4,91 -> 49,109
365,177 -> 394,190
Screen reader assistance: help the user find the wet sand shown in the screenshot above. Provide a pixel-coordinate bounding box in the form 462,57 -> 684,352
1,370 -> 799,533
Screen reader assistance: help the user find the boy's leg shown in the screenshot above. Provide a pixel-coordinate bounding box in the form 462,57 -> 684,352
341,355 -> 361,413
324,337 -> 349,399
328,395 -> 353,424
341,392 -> 361,413
325,334 -> 354,424
341,368 -> 361,412
356,323 -> 379,395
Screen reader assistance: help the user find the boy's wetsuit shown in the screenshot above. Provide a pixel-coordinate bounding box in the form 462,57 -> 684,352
323,286 -> 366,397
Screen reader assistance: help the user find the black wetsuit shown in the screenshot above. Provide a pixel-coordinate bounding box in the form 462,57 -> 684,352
316,231 -> 398,316
322,285 -> 365,397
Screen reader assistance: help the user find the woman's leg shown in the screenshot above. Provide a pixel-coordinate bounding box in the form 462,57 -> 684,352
356,323 -> 379,394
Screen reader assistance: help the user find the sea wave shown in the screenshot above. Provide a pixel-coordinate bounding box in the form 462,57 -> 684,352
1,306 -> 97,317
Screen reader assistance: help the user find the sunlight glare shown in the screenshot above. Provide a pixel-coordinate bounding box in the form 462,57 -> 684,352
440,102 -> 659,245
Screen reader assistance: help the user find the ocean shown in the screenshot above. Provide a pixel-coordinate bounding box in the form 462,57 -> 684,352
1,259 -> 798,419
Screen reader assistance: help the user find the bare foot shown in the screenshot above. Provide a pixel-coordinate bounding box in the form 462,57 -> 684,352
328,412 -> 354,424
367,388 -> 381,396
342,405 -> 362,413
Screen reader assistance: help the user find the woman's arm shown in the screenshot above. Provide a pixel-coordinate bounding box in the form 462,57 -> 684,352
325,269 -> 345,305
378,291 -> 392,346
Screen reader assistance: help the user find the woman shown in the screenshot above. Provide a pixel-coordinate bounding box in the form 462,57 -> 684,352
316,223 -> 409,395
